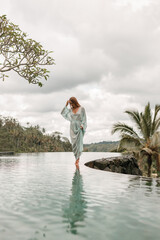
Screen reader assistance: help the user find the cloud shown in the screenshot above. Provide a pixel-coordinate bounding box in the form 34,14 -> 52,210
0,0 -> 160,143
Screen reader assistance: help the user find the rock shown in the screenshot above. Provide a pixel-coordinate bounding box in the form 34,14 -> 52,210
115,166 -> 120,173
104,167 -> 111,172
85,156 -> 142,176
94,160 -> 108,170
85,161 -> 95,168
111,165 -> 115,172
93,165 -> 99,169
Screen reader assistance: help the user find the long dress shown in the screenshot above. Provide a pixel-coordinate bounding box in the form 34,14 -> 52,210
61,105 -> 87,160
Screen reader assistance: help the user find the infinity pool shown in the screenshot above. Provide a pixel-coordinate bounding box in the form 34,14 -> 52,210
0,152 -> 160,240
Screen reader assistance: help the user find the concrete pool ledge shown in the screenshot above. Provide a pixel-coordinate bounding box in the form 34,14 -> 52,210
0,152 -> 14,156
84,155 -> 143,176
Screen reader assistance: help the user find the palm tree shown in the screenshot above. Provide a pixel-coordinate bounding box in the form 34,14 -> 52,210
111,103 -> 160,177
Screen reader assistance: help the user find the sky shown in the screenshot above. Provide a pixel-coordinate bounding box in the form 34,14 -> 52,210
0,0 -> 160,144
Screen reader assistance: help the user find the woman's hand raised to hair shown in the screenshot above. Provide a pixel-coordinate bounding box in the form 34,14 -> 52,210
66,100 -> 70,106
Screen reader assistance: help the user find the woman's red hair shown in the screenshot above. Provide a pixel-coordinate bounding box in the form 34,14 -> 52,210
69,97 -> 81,108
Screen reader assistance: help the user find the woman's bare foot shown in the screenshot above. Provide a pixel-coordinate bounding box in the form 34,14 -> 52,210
76,164 -> 80,170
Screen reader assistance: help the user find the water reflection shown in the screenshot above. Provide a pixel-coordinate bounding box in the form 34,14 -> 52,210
128,176 -> 160,195
0,158 -> 19,169
62,166 -> 87,235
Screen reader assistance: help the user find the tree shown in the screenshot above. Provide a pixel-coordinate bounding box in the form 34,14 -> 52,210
111,103 -> 160,177
0,115 -> 72,153
0,15 -> 55,87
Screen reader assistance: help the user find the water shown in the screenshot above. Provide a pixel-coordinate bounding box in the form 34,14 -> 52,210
0,152 -> 160,240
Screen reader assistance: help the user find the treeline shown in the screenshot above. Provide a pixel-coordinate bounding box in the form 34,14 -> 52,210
84,141 -> 119,152
0,116 -> 72,153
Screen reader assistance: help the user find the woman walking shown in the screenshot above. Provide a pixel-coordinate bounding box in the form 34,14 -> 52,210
61,97 -> 87,166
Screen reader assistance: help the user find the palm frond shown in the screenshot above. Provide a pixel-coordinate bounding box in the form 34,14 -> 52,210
141,147 -> 153,155
151,131 -> 160,148
154,118 -> 160,132
140,112 -> 150,140
125,110 -> 142,131
143,102 -> 152,136
111,122 -> 140,139
151,104 -> 160,134
118,134 -> 142,150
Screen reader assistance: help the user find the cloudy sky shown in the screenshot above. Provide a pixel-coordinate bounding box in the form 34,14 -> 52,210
0,0 -> 160,144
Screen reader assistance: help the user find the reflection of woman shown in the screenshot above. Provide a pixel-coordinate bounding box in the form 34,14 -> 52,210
62,167 -> 87,234
61,97 -> 87,166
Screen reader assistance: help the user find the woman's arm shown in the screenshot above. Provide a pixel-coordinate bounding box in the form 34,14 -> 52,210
80,107 -> 87,134
61,101 -> 72,122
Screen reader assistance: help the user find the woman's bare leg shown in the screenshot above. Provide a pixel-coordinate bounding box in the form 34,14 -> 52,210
75,158 -> 79,165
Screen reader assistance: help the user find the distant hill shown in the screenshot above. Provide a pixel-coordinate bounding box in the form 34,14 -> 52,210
84,141 -> 119,152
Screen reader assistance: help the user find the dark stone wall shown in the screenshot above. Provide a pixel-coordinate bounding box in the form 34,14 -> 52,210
85,156 -> 142,176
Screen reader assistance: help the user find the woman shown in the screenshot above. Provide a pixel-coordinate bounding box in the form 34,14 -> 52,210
61,97 -> 87,166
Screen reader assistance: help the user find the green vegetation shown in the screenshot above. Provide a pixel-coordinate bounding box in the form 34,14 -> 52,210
0,116 -> 72,153
0,15 -> 55,87
112,102 -> 160,177
84,141 -> 119,152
